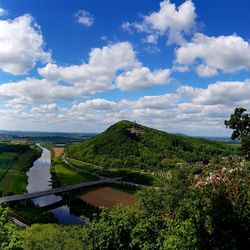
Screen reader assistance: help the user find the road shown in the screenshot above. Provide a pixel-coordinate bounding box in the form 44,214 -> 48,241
0,178 -> 145,204
11,217 -> 28,228
0,152 -> 147,204
0,179 -> 114,203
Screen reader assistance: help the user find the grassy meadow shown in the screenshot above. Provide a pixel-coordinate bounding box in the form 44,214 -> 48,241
51,157 -> 97,187
0,144 -> 41,195
0,152 -> 19,179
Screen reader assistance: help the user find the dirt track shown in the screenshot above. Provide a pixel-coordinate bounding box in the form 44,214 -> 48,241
80,187 -> 137,209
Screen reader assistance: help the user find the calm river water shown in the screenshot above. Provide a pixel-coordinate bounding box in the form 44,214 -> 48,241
26,146 -> 83,225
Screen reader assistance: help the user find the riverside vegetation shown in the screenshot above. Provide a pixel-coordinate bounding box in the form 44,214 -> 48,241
0,143 -> 41,196
0,108 -> 249,249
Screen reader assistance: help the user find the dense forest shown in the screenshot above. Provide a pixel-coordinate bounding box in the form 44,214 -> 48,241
67,120 -> 236,170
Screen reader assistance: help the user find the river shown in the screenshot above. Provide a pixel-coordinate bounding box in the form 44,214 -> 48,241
26,146 -> 83,225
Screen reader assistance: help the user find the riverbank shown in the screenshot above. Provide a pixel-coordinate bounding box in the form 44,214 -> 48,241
0,144 -> 41,195
4,145 -> 140,226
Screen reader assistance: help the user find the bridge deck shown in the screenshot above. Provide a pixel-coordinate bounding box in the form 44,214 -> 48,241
0,179 -> 113,203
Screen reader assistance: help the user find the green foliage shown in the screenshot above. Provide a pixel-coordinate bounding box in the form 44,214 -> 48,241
97,168 -> 156,185
161,155 -> 184,168
0,163 -> 248,249
67,120 -> 235,171
83,205 -> 164,250
9,200 -> 56,224
225,107 -> 250,159
225,107 -> 250,140
50,158 -> 97,188
0,144 -> 41,195
0,121 -> 248,249
160,219 -> 198,250
0,152 -> 19,180
138,168 -> 190,217
66,158 -> 100,173
21,224 -> 85,250
176,167 -> 250,249
241,135 -> 250,159
0,206 -> 22,250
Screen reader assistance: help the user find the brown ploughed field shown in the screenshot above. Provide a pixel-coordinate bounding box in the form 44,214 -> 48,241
80,187 -> 137,209
53,147 -> 65,157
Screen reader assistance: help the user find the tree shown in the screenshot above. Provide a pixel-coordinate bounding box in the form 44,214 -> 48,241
225,107 -> 250,159
0,206 -> 22,250
21,224 -> 86,250
225,107 -> 250,140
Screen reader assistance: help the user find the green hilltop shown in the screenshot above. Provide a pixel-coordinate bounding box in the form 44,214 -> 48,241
66,120 -> 235,170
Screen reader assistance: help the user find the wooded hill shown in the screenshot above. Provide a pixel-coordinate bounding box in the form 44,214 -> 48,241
66,120 -> 236,170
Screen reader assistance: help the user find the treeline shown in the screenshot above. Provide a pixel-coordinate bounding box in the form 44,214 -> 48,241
1,163 -> 249,249
67,120 -> 236,170
0,143 -> 30,153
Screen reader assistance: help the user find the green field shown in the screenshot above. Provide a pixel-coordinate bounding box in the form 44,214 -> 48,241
66,157 -> 100,173
53,160 -> 97,186
0,145 -> 41,195
0,152 -> 19,179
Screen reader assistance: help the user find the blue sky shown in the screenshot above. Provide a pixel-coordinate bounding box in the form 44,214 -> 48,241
0,0 -> 249,136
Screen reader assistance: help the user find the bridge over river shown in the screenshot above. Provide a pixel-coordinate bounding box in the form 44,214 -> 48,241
0,178 -> 145,204
0,179 -> 115,204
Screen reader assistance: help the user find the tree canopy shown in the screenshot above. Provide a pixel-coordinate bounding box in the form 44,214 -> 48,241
67,120 -> 235,170
225,107 -> 250,140
225,107 -> 250,159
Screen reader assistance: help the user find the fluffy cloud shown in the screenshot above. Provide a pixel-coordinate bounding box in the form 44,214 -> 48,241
116,67 -> 171,91
0,42 -> 172,105
3,79 -> 250,135
121,93 -> 178,110
0,7 -> 6,16
75,10 -> 94,27
191,80 -> 250,105
68,80 -> 250,134
70,99 -> 116,112
0,78 -> 78,104
31,103 -> 58,114
176,33 -> 250,77
38,42 -> 139,94
0,14 -> 51,75
39,42 -> 171,92
122,0 -> 196,45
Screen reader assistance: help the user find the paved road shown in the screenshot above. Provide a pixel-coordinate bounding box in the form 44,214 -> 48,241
0,178 -> 146,204
0,179 -> 113,203
11,217 -> 28,228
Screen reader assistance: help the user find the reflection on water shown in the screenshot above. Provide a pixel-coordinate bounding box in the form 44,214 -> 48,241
32,194 -> 61,207
26,146 -> 83,225
52,206 -> 83,225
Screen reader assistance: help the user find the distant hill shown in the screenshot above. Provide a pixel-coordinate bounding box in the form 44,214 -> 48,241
66,120 -> 236,170
0,130 -> 97,144
195,136 -> 240,144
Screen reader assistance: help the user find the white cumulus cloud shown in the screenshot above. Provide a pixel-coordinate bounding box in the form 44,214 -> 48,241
39,42 -> 171,93
0,78 -> 79,104
31,103 -> 59,114
176,33 -> 250,77
116,67 -> 171,91
0,14 -> 51,75
122,0 -> 196,45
